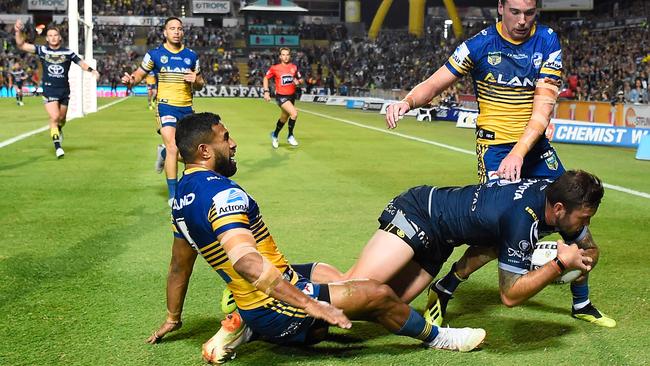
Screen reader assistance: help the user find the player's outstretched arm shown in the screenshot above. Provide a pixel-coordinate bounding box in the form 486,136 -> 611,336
14,20 -> 36,54
77,60 -> 100,81
221,228 -> 351,329
122,68 -> 146,88
146,236 -> 198,344
385,66 -> 459,129
498,77 -> 561,181
499,242 -> 592,307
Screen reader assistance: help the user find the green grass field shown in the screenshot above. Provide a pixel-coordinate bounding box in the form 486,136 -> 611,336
1,97 -> 649,365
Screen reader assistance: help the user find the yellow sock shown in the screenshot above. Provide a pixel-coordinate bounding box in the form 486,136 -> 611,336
50,127 -> 60,140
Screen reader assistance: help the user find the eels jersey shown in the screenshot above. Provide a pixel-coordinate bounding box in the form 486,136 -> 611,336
265,63 -> 302,96
35,45 -> 82,90
445,22 -> 563,145
140,44 -> 200,107
171,168 -> 297,310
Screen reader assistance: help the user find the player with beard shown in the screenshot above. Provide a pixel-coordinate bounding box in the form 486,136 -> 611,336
14,20 -> 100,159
263,47 -> 303,148
384,0 -> 614,327
122,17 -> 204,206
145,112 -> 486,363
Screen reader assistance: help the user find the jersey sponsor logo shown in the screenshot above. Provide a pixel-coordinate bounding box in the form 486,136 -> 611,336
48,64 -> 65,76
525,206 -> 538,221
281,74 -> 294,85
160,66 -> 193,73
483,73 -> 535,87
487,52 -> 502,66
213,188 -> 249,216
161,115 -> 177,123
172,193 -> 196,210
301,283 -> 314,296
532,52 -> 543,68
513,180 -> 538,200
543,50 -> 563,70
471,185 -> 482,211
451,43 -> 470,65
507,247 -> 532,262
160,55 -> 168,64
507,53 -> 528,60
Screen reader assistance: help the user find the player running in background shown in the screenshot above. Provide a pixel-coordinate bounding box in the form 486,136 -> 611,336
122,17 -> 204,205
263,47 -> 303,148
146,71 -> 157,110
9,62 -> 28,106
384,0 -> 614,328
14,19 -> 100,159
145,112 -> 486,363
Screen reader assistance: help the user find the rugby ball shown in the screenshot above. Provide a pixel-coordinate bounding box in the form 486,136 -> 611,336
530,241 -> 582,284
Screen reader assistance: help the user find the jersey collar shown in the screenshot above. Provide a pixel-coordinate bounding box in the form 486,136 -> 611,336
183,167 -> 210,175
496,21 -> 536,45
163,43 -> 185,54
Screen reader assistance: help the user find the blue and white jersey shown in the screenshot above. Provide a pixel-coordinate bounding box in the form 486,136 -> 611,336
445,22 -> 563,144
418,179 -> 586,275
35,45 -> 82,90
10,69 -> 27,84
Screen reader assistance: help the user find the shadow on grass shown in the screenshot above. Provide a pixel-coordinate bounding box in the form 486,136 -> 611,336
0,155 -> 48,171
443,287 -> 570,321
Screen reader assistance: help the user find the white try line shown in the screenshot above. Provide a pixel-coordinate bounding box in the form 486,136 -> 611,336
0,97 -> 130,149
300,108 -> 650,200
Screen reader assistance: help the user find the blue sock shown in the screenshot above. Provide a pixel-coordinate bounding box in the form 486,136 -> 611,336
395,307 -> 438,342
166,178 -> 177,200
571,279 -> 590,310
161,146 -> 167,160
437,262 -> 465,294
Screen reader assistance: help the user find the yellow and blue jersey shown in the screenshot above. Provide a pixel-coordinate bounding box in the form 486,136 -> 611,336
140,44 -> 200,107
171,168 -> 296,310
445,22 -> 563,144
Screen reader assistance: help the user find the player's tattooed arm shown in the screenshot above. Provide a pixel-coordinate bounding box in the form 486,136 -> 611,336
498,264 -> 560,307
498,269 -> 522,294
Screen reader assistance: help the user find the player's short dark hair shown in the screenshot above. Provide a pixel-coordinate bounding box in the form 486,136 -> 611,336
176,112 -> 221,162
164,17 -> 183,28
546,170 -> 604,212
46,25 -> 61,35
500,0 -> 539,6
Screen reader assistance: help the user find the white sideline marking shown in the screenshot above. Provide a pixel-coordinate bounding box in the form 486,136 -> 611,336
300,108 -> 650,200
0,97 -> 130,149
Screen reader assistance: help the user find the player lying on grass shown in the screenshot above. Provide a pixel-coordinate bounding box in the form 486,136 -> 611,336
298,170 -> 603,328
145,112 -> 486,363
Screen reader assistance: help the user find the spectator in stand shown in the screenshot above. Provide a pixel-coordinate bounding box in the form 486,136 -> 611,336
629,78 -> 649,104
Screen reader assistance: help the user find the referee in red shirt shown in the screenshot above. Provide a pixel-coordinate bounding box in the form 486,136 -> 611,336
263,47 -> 304,148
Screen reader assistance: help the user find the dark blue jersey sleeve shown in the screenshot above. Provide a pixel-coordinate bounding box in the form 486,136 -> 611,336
497,206 -> 538,275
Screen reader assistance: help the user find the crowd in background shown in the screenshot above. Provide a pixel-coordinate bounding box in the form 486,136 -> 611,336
1,0 -> 649,103
89,0 -> 187,17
